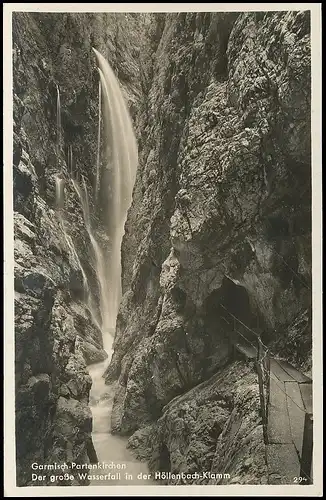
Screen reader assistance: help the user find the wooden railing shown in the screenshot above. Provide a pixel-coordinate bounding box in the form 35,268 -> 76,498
255,336 -> 269,444
224,307 -> 313,484
300,412 -> 313,484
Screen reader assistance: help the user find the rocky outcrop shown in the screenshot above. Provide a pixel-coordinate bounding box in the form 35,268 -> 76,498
107,11 -> 311,483
14,127 -> 105,486
127,359 -> 268,485
12,10 -> 312,487
13,12 -> 143,486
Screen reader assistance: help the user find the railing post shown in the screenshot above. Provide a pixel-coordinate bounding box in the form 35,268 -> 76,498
300,412 -> 313,484
256,336 -> 268,444
264,354 -> 271,413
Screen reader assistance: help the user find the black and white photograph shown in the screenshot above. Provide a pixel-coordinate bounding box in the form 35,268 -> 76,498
3,3 -> 322,497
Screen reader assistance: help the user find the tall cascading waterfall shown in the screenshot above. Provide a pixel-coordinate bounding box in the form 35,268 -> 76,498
85,49 -> 152,485
94,81 -> 101,205
93,47 -> 138,341
55,51 -> 138,341
54,53 -> 151,483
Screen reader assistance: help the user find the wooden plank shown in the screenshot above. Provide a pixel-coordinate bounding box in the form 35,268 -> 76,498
278,360 -> 311,383
267,405 -> 293,444
267,443 -> 301,484
269,376 -> 287,407
268,375 -> 292,444
285,381 -> 306,456
300,382 -> 313,414
270,359 -> 295,382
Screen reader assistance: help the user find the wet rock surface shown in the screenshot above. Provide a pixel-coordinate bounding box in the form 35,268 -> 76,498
14,156 -> 107,485
12,10 -> 312,487
108,11 -> 311,483
13,12 -> 142,486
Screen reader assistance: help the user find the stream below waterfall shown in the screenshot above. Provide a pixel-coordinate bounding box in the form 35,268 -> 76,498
87,334 -> 154,486
55,48 -> 153,486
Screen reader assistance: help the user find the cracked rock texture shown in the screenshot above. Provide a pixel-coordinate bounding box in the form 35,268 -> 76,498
13,12 -> 143,486
12,10 -> 312,487
107,11 -> 312,484
128,360 -> 267,485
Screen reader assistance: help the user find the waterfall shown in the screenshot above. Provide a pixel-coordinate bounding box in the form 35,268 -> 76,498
55,175 -> 65,210
92,48 -> 138,335
81,176 -> 111,344
68,145 -> 74,176
54,50 -> 138,343
55,175 -> 91,306
84,50 -> 151,486
61,220 -> 90,302
71,176 -> 111,345
56,84 -> 61,153
95,81 -> 101,204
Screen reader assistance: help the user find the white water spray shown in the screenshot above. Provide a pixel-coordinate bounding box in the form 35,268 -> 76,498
95,81 -> 102,203
93,47 -> 138,335
54,52 -> 138,341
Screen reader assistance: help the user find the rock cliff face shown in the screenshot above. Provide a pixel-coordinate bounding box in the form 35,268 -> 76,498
12,10 -> 312,487
13,12 -> 143,486
107,11 -> 312,484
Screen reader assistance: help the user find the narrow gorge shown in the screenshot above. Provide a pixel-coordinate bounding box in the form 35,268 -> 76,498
13,10 -> 312,488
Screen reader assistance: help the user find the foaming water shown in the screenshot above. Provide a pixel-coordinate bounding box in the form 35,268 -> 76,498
85,50 -> 149,486
54,50 -> 148,486
87,334 -> 154,486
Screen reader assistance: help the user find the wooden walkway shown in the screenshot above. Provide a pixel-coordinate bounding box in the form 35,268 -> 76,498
234,341 -> 312,485
267,359 -> 312,485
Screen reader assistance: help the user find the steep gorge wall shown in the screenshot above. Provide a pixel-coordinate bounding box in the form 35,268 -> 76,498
13,12 -> 143,486
108,11 -> 312,484
12,10 -> 312,487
